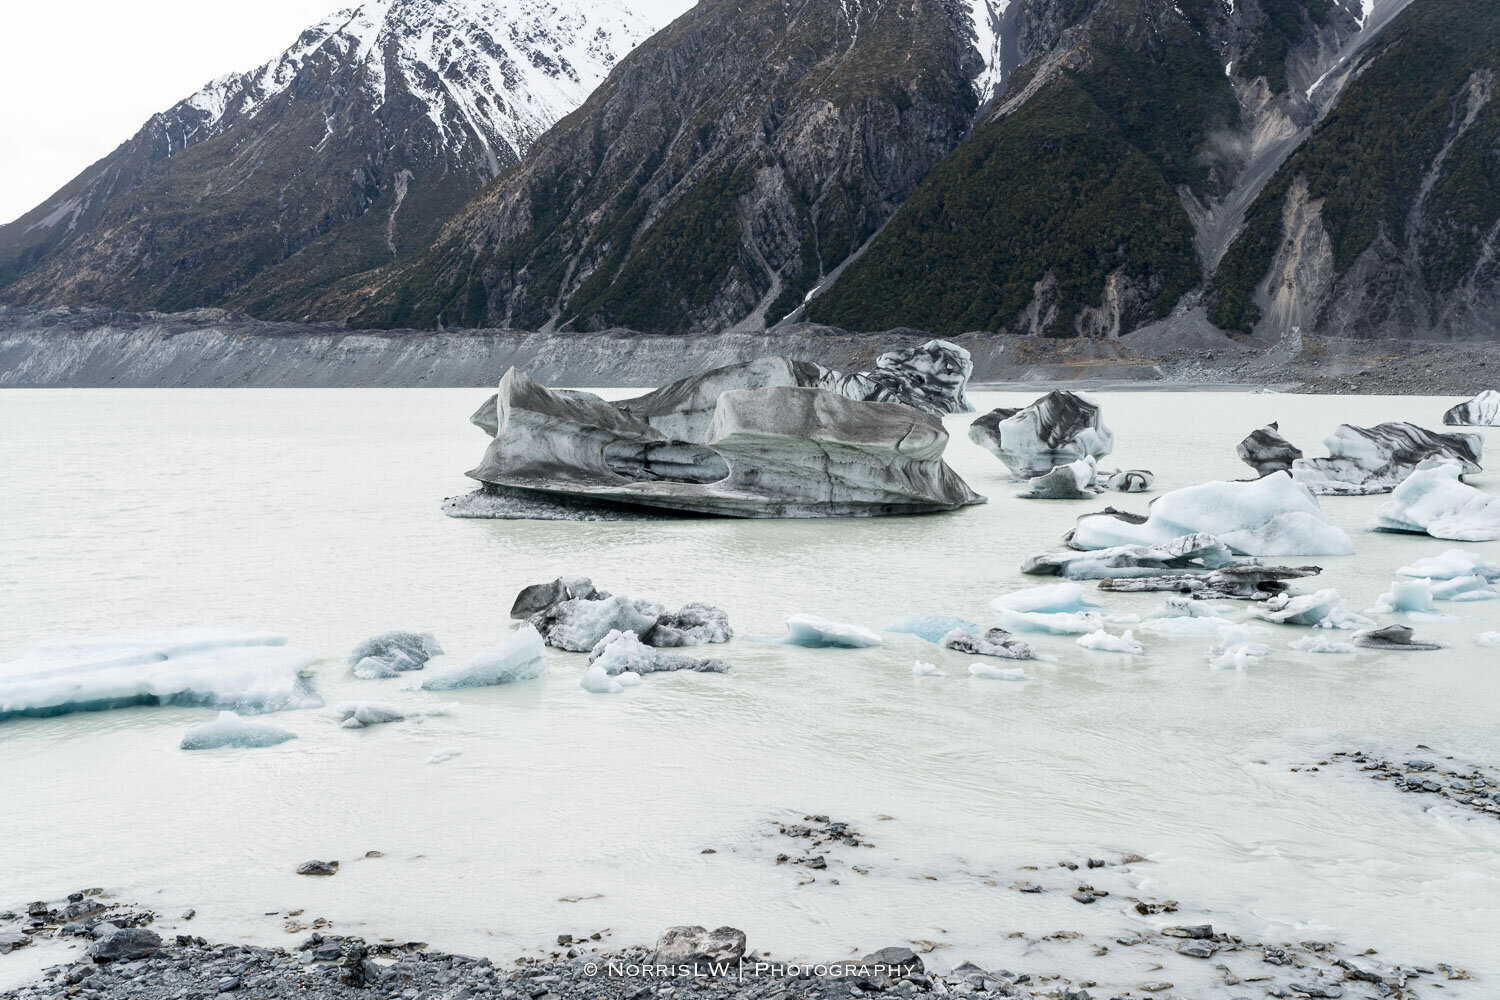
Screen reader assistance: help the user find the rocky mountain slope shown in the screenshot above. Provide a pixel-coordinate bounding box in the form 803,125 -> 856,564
4,0 -> 1495,344
0,0 -> 669,316
1208,0 -> 1500,341
326,0 -> 1008,333
805,0 -> 1414,337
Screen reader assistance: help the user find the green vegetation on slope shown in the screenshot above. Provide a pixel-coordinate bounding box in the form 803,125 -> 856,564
806,79 -> 1200,336
1209,0 -> 1500,334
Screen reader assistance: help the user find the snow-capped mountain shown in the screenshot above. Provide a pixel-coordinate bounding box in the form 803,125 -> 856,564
0,0 -> 675,315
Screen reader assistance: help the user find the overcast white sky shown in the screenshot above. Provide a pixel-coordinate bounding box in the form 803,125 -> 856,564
0,0 -> 340,224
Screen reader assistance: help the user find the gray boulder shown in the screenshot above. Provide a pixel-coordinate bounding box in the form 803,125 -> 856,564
509,576 -> 607,619
89,928 -> 161,963
654,925 -> 747,966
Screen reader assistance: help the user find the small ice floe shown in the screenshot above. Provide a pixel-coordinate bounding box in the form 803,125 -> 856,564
1367,580 -> 1460,620
1237,422 -> 1303,477
1139,616 -> 1230,637
349,630 -> 442,679
1432,576 -> 1500,601
1354,624 -> 1442,651
1476,632 -> 1500,647
1022,532 -> 1237,580
998,609 -> 1104,635
989,582 -> 1099,614
0,629 -> 320,722
1251,589 -> 1372,628
420,626 -> 547,690
1288,635 -> 1357,654
940,627 -> 1036,660
1076,629 -> 1145,655
1371,465 -> 1500,541
427,747 -> 462,763
775,615 -> 882,648
334,701 -> 454,729
518,581 -> 733,650
968,663 -> 1029,681
581,664 -> 624,694
1066,472 -> 1354,557
180,711 -> 296,750
588,630 -> 728,674
912,661 -> 946,676
528,594 -> 668,652
1443,389 -> 1500,426
1016,457 -> 1100,499
1209,624 -> 1271,670
885,615 -> 978,643
1397,548 -> 1500,581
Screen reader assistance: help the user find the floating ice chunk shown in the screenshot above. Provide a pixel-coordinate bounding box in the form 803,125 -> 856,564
581,664 -> 624,694
1291,422 -> 1482,495
427,747 -> 462,763
1067,473 -> 1354,556
1022,532 -> 1238,579
1444,390 -> 1500,427
912,661 -> 946,676
420,626 -> 547,690
649,603 -> 733,646
1017,457 -> 1100,499
527,594 -> 667,652
180,711 -> 296,750
1209,624 -> 1271,669
1476,632 -> 1500,647
777,615 -> 883,648
1397,549 -> 1500,582
886,615 -> 979,643
1369,580 -> 1437,615
989,583 -> 1099,614
940,627 -> 1036,660
998,609 -> 1104,635
588,630 -> 729,674
1140,616 -> 1232,637
968,391 -> 1113,478
1158,595 -> 1228,618
1252,589 -> 1371,628
1237,422 -> 1303,477
1288,635 -> 1357,654
0,629 -> 320,722
1371,465 -> 1500,541
348,630 -> 442,679
968,663 -> 1030,681
1105,469 -> 1154,493
1436,576 -> 1500,601
1076,629 -> 1145,655
617,671 -> 642,686
1354,624 -> 1442,651
334,700 -> 454,729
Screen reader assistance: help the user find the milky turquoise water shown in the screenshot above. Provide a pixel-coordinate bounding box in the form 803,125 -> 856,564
1,389 -> 1498,984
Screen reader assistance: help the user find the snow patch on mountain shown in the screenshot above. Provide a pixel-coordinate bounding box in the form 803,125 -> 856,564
164,0 -> 675,170
968,0 -> 1013,103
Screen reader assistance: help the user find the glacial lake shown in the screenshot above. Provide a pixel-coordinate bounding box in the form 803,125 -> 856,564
2,388 -> 1499,985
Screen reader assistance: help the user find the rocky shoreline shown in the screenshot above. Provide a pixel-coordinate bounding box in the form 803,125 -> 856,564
3,840 -> 1481,1000
1,304 -> 1494,394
